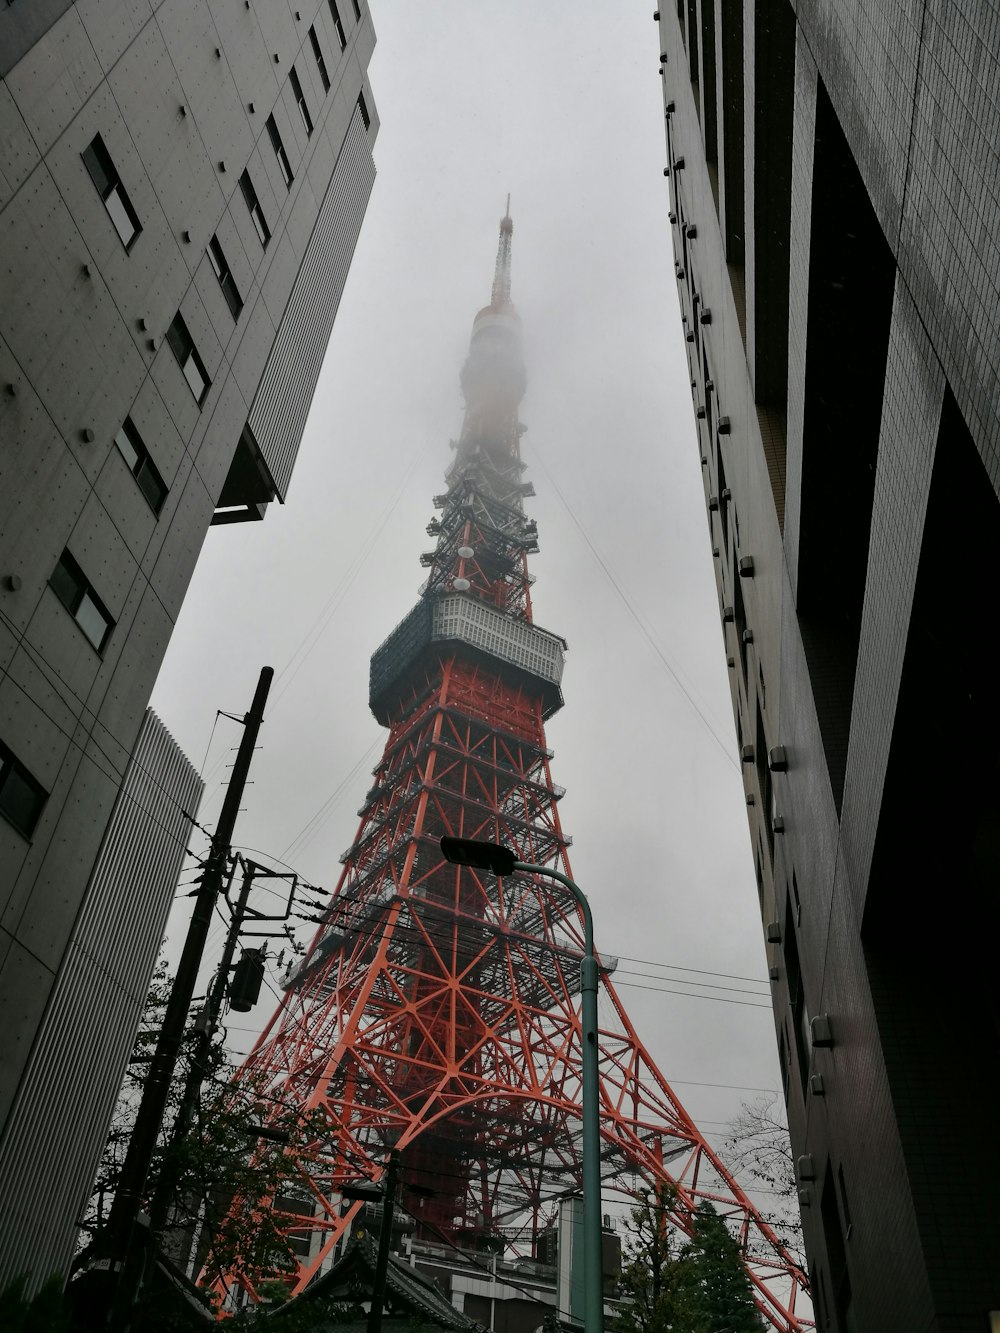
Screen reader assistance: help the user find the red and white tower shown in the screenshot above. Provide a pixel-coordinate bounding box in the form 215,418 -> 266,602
219,211 -> 810,1329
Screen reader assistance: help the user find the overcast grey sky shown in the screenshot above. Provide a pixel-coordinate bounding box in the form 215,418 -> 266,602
151,3 -> 780,1164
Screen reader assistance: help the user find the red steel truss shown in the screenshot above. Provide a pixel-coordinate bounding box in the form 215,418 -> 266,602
211,211 -> 811,1330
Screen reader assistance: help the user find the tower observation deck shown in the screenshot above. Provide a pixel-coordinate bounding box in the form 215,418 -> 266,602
210,211 -> 812,1331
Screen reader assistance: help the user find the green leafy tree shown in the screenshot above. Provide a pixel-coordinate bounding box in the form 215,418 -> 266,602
612,1191 -> 765,1333
675,1203 -> 765,1333
612,1186 -> 693,1333
79,957 -> 335,1293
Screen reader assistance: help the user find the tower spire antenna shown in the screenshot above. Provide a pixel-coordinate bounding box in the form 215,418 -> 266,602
491,196 -> 514,310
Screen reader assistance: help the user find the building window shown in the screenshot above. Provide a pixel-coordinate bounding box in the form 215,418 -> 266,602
267,114 -> 294,188
756,701 -> 774,860
0,740 -> 47,839
837,1164 -> 853,1238
351,0 -> 361,18
358,92 -> 371,129
329,0 -> 347,49
81,133 -> 141,251
166,312 -> 211,406
115,416 -> 167,515
783,906 -> 811,1095
790,870 -> 801,923
208,235 -> 243,320
239,170 -> 270,248
49,549 -> 115,653
290,66 -> 313,136
777,1024 -> 790,1098
309,26 -> 331,92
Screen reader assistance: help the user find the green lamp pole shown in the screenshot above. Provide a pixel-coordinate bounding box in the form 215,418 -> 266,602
439,836 -> 604,1333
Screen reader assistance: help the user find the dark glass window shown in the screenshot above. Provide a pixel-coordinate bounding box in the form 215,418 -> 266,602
115,416 -> 167,515
309,26 -> 330,93
267,114 -> 294,188
783,907 -> 811,1095
837,1164 -> 853,1238
0,740 -> 47,838
81,134 -> 141,251
166,312 -> 211,406
208,235 -> 243,320
290,66 -> 313,137
239,170 -> 270,249
357,92 -> 370,129
329,0 -> 347,47
351,0 -> 361,18
49,550 -> 114,653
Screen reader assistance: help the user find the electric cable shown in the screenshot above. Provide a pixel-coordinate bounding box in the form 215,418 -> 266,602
236,900 -> 769,1007
240,869 -> 770,995
523,442 -> 738,774
280,738 -> 383,862
194,442 -> 435,810
265,445 -> 433,712
610,953 -> 768,986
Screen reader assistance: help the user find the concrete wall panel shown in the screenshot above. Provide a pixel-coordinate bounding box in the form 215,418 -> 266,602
76,0 -> 154,76
0,82 -> 40,211
4,8 -> 102,157
146,466 -> 213,620
229,286 -> 276,404
192,371 -> 248,503
0,938 -> 53,1129
207,0 -> 282,123
67,491 -> 139,623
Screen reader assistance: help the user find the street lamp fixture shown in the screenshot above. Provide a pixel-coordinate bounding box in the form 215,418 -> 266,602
439,836 -> 605,1333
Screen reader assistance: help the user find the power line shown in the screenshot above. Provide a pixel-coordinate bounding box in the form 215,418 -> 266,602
614,968 -> 767,997
610,953 -> 768,986
609,979 -> 771,1009
194,444 -> 435,811
266,445 -> 433,714
524,442 -> 738,774
280,739 -> 382,862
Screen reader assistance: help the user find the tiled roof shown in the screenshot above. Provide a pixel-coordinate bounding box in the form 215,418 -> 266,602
274,1231 -> 484,1331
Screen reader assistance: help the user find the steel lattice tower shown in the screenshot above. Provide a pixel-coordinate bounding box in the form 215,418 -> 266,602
216,211 -> 810,1329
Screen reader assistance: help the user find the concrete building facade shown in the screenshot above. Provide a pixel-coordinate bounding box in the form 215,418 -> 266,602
0,0 -> 378,1289
655,2 -> 999,1330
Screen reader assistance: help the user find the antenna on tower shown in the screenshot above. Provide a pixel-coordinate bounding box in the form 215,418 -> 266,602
492,197 -> 513,309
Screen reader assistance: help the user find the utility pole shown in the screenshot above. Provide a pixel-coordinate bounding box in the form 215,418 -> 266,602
367,1151 -> 401,1333
99,667 -> 273,1333
146,859 -> 256,1238
148,855 -> 300,1237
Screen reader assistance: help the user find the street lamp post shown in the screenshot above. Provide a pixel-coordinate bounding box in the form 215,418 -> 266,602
439,837 -> 604,1333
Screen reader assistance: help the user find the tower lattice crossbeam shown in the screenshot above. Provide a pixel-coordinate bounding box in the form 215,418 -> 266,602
208,210 -> 812,1331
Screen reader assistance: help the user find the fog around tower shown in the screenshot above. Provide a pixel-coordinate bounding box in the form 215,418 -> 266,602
151,2 -> 777,1179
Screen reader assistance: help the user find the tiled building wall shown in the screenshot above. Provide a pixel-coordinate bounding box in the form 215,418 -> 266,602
656,0 -> 999,1328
